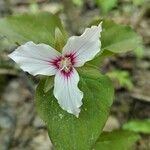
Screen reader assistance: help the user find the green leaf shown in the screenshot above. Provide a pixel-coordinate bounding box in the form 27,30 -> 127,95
90,19 -> 143,53
88,50 -> 114,67
87,19 -> 143,67
123,119 -> 150,134
35,67 -> 114,150
44,76 -> 54,93
0,12 -> 66,49
54,27 -> 67,51
102,20 -> 143,53
96,0 -> 117,13
93,130 -> 140,150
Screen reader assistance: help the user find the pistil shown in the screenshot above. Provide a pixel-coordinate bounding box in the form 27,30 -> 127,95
59,57 -> 72,72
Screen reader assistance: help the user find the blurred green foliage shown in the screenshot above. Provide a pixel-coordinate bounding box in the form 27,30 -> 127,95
107,70 -> 133,90
96,0 -> 117,13
134,46 -> 144,59
72,0 -> 83,6
132,0 -> 145,6
123,119 -> 150,134
28,2 -> 39,13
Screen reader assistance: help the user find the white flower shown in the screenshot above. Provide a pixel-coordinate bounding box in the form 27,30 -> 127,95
8,23 -> 102,117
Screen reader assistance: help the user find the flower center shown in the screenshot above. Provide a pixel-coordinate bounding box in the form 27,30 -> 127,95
50,53 -> 76,74
59,57 -> 72,72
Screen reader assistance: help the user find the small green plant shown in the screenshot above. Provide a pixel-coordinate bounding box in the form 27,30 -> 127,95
96,0 -> 118,13
134,46 -> 144,59
107,70 -> 133,90
72,0 -> 83,7
132,0 -> 145,6
123,119 -> 150,134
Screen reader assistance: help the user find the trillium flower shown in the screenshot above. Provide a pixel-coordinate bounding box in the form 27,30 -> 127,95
8,23 -> 102,117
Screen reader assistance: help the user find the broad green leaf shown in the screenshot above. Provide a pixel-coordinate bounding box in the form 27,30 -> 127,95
102,20 -> 143,53
123,119 -> 150,134
87,19 -> 143,67
96,0 -> 117,13
90,19 -> 143,53
0,12 -> 66,49
93,130 -> 140,150
36,67 -> 114,150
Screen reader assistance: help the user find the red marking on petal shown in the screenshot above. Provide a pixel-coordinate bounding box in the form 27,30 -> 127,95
49,56 -> 62,69
61,67 -> 73,79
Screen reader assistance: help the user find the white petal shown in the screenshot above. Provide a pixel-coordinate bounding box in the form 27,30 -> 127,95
54,68 -> 83,117
8,41 -> 61,76
62,23 -> 102,67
